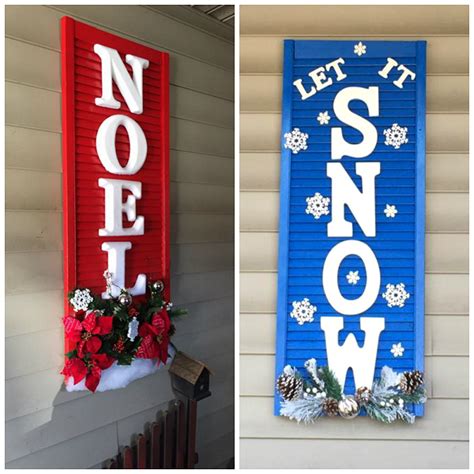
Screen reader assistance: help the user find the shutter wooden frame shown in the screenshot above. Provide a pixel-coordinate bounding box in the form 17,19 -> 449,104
275,39 -> 426,416
61,17 -> 170,356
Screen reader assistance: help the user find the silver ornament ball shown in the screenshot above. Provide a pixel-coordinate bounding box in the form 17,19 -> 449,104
152,280 -> 165,293
338,396 -> 360,419
118,292 -> 132,306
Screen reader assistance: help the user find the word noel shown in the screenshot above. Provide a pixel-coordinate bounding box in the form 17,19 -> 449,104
293,56 -> 416,390
93,44 -> 151,299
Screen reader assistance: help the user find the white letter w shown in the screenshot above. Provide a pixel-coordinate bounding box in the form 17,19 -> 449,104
320,316 -> 384,390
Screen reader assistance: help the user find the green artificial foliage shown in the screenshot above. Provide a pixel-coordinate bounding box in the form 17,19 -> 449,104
365,402 -> 397,424
277,363 -> 426,425
64,285 -> 186,364
319,366 -> 343,401
65,349 -> 77,359
401,387 -> 427,404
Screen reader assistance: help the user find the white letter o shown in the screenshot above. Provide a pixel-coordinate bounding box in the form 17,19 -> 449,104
323,240 -> 380,315
96,114 -> 147,175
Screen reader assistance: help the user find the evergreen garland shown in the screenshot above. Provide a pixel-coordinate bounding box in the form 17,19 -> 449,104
62,282 -> 187,392
280,397 -> 324,423
276,361 -> 426,425
66,284 -> 185,366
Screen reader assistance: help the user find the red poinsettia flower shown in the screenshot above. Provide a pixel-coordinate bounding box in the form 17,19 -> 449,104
61,353 -> 115,392
136,309 -> 171,363
63,310 -> 113,357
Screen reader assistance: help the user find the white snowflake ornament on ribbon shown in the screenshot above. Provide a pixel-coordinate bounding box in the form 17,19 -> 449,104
382,283 -> 410,308
317,111 -> 331,125
284,128 -> 309,154
391,343 -> 405,358
290,298 -> 317,325
127,317 -> 139,342
69,288 -> 94,312
305,192 -> 330,219
346,270 -> 360,285
384,204 -> 398,218
354,41 -> 367,56
384,123 -> 408,149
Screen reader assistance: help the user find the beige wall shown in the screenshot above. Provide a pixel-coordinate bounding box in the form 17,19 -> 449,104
240,5 -> 468,469
5,5 -> 234,468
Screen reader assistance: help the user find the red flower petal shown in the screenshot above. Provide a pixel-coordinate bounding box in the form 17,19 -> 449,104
85,365 -> 101,392
82,311 -> 97,333
158,337 -> 169,364
84,336 -> 102,355
61,358 -> 87,385
95,316 -> 113,335
92,353 -> 115,370
139,322 -> 159,337
63,316 -> 83,341
135,335 -> 158,359
151,310 -> 170,335
77,340 -> 86,359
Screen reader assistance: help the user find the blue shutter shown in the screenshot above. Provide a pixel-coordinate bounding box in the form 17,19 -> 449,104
275,40 -> 426,416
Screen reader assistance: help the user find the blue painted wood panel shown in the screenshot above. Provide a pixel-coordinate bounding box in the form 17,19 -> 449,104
275,40 -> 426,416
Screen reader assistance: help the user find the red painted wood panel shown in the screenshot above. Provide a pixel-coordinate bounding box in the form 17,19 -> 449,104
61,17 -> 170,355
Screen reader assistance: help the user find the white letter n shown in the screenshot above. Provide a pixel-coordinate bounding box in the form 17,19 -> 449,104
94,44 -> 149,114
321,316 -> 384,390
327,162 -> 380,237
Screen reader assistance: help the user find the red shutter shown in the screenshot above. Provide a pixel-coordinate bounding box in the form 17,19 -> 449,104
60,17 -> 170,355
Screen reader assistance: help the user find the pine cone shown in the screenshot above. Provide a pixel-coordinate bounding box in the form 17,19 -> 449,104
323,397 -> 339,417
355,386 -> 372,405
400,370 -> 424,394
276,373 -> 303,401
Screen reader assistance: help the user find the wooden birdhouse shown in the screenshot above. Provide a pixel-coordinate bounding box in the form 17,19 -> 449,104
169,351 -> 212,401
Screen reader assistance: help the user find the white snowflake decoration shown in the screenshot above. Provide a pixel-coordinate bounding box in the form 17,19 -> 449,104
346,271 -> 360,285
383,123 -> 408,149
290,298 -> 317,325
390,343 -> 405,358
384,204 -> 398,218
69,288 -> 94,312
305,192 -> 330,219
127,317 -> 139,342
382,283 -> 410,308
284,128 -> 309,154
317,111 -> 331,125
354,41 -> 367,56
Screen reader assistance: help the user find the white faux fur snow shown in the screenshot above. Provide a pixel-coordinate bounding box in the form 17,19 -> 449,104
65,346 -> 176,392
